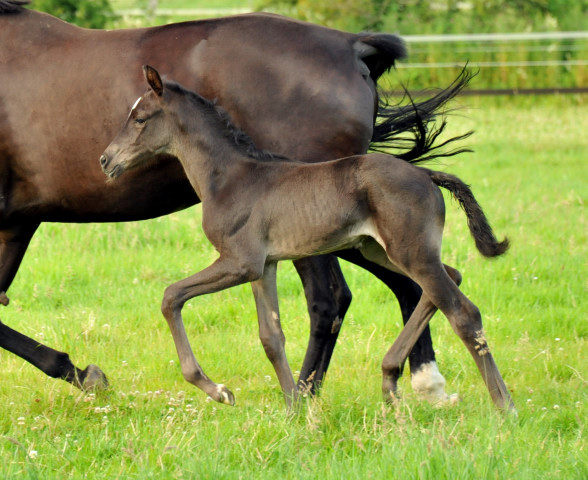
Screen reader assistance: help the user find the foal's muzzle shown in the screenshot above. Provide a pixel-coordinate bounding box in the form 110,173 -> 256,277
99,153 -> 122,180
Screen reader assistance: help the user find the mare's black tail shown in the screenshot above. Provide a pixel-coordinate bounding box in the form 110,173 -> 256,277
370,67 -> 475,164
0,1 -> 30,14
428,170 -> 509,258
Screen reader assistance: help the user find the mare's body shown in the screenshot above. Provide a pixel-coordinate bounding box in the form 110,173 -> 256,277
1,1 -> 466,397
101,67 -> 514,411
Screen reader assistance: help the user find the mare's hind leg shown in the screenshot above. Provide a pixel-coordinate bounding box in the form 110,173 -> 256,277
251,263 -> 297,406
337,248 -> 453,404
0,225 -> 107,390
160,254 -> 265,405
293,255 -> 351,394
411,263 -> 515,411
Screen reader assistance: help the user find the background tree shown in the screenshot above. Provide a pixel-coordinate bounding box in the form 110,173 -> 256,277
33,0 -> 114,28
256,0 -> 588,33
255,0 -> 394,31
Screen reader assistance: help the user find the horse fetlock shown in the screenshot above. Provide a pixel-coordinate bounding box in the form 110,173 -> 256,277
382,373 -> 399,402
382,386 -> 401,405
298,370 -> 317,396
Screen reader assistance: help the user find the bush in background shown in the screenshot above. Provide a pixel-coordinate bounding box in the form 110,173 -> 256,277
34,0 -> 114,28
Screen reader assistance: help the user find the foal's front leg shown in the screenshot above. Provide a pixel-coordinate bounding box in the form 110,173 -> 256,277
160,254 -> 262,405
250,263 -> 297,407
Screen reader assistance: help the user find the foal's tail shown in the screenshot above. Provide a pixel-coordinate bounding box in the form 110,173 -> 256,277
428,171 -> 509,258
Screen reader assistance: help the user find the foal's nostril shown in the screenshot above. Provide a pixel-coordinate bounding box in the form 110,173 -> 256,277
100,154 -> 108,169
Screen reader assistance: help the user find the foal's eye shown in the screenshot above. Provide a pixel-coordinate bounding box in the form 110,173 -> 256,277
135,118 -> 146,125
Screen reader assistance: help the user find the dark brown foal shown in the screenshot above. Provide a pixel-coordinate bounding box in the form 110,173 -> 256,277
101,66 -> 514,411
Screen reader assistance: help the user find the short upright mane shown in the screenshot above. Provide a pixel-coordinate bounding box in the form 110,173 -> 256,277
164,81 -> 291,163
0,0 -> 30,14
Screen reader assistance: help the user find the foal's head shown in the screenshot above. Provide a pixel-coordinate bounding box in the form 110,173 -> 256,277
100,65 -> 176,180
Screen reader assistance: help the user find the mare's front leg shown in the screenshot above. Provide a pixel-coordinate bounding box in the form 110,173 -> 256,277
160,254 -> 263,405
293,255 -> 351,394
0,224 -> 107,390
250,263 -> 297,407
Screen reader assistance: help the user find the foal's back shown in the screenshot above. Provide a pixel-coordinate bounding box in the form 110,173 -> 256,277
240,153 -> 443,262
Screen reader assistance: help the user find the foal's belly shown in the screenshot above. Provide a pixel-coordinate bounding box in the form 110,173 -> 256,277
264,207 -> 375,261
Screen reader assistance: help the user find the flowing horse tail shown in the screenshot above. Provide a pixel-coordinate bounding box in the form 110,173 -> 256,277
0,1 -> 30,14
356,33 -> 474,164
428,170 -> 509,258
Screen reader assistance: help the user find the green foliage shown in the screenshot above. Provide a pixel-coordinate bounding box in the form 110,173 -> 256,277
256,0 -> 588,33
34,0 -> 115,28
255,0 -> 392,31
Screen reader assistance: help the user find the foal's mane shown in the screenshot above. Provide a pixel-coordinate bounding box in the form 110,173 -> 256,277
165,81 -> 292,163
0,0 -> 30,14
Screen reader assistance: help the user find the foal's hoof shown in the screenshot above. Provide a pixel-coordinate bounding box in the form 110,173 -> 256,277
80,365 -> 109,391
210,384 -> 235,406
383,389 -> 401,405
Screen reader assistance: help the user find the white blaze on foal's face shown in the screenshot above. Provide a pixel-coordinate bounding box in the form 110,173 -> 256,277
128,96 -> 143,120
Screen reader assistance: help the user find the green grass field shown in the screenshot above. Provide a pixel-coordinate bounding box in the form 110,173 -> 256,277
0,93 -> 586,478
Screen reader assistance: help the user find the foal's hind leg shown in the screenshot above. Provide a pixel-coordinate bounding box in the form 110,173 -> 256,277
160,254 -> 264,405
251,263 -> 297,407
337,248 -> 453,404
357,239 -> 453,403
412,264 -> 515,411
380,265 -> 462,403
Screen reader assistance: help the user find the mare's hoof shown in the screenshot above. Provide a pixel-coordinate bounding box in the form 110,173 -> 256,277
429,392 -> 461,408
212,384 -> 235,406
0,292 -> 9,306
411,361 -> 459,407
414,387 -> 461,407
81,365 -> 109,391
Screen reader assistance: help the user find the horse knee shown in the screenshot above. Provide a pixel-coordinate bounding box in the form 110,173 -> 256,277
45,352 -> 76,379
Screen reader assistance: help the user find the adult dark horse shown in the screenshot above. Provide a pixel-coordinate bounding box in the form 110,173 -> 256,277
0,1 -> 469,400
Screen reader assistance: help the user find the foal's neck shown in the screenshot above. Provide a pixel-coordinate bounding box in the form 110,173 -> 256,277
171,90 -> 282,201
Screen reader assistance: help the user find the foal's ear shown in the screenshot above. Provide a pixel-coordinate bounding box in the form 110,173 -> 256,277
143,65 -> 164,97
